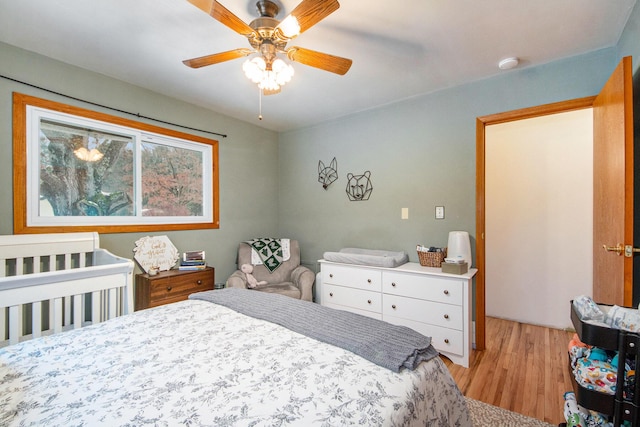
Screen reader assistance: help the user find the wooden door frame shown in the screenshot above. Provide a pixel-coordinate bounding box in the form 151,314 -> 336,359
474,96 -> 596,351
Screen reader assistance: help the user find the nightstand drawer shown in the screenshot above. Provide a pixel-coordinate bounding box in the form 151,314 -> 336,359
149,272 -> 211,301
135,267 -> 215,310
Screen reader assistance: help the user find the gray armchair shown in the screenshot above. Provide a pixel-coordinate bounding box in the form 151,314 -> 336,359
226,240 -> 315,301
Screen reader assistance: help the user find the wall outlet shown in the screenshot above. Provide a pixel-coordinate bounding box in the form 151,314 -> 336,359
435,206 -> 445,219
401,207 -> 409,219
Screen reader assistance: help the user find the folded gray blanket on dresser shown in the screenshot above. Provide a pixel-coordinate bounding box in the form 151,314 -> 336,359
190,288 -> 438,372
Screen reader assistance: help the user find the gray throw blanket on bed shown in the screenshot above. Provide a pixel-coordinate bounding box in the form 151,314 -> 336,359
190,288 -> 438,372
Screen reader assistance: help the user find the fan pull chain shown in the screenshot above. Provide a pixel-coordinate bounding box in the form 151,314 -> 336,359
258,88 -> 263,121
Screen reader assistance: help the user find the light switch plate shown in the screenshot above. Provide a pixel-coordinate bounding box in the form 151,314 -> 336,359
435,206 -> 445,219
401,207 -> 409,219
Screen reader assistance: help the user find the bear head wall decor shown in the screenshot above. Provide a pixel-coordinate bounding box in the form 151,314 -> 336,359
346,171 -> 373,201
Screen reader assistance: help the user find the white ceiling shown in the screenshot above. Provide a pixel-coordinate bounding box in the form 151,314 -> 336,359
0,0 -> 636,132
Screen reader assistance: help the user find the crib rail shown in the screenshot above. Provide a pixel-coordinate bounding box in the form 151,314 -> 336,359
0,232 -> 134,348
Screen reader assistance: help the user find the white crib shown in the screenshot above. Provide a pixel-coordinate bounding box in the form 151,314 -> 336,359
0,232 -> 134,347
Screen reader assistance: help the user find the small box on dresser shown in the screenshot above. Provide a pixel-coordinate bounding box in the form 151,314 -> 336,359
135,267 -> 215,310
441,262 -> 468,275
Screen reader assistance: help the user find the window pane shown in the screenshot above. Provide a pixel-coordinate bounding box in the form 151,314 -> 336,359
140,141 -> 204,216
39,119 -> 135,217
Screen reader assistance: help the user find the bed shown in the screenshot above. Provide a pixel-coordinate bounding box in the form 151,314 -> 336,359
0,235 -> 470,426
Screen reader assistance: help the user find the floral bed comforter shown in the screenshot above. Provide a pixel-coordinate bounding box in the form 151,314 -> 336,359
0,298 -> 470,426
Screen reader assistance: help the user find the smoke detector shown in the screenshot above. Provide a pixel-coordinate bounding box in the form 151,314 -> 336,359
498,57 -> 519,70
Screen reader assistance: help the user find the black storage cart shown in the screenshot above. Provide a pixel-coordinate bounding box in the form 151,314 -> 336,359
568,301 -> 640,426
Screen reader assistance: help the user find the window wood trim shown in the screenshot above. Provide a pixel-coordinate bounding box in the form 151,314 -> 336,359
12,92 -> 220,234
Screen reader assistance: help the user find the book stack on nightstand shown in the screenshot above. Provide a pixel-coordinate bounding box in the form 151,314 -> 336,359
179,250 -> 207,271
178,259 -> 207,271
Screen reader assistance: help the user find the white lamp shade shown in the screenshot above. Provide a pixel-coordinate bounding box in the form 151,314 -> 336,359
447,231 -> 472,266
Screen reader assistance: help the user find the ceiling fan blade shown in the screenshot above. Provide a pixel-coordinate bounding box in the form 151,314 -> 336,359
187,0 -> 257,37
287,47 -> 352,75
282,0 -> 340,35
183,48 -> 253,68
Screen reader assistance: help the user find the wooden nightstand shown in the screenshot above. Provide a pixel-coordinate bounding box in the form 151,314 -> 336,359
134,267 -> 215,310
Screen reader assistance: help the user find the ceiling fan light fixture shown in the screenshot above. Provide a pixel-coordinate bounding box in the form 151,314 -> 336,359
243,57 -> 267,83
243,56 -> 294,91
277,15 -> 301,38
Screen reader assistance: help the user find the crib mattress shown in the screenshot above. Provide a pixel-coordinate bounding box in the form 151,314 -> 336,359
322,248 -> 409,268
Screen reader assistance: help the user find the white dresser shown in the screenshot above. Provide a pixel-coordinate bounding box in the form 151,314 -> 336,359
318,260 -> 477,367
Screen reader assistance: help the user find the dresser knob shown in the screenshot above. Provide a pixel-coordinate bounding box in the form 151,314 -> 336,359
166,286 -> 172,291
329,292 -> 334,297
329,274 -> 333,278
392,304 -> 396,309
391,282 -> 396,287
367,279 -> 372,283
444,314 -> 449,319
444,338 -> 449,344
367,299 -> 372,304
197,280 -> 202,285
443,290 -> 449,295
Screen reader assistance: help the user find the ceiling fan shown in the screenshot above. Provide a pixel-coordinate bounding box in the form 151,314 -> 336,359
183,0 -> 352,94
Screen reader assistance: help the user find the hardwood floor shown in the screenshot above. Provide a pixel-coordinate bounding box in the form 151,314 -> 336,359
442,316 -> 574,425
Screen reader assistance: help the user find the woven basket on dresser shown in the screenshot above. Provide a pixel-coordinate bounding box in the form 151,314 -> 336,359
417,249 -> 447,267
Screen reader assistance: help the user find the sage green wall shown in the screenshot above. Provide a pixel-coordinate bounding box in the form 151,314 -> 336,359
280,0 -> 640,270
2,1 -> 640,283
278,44 -> 624,270
0,42 -> 280,281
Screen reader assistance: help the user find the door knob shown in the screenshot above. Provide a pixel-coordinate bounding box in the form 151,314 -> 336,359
603,244 -> 623,255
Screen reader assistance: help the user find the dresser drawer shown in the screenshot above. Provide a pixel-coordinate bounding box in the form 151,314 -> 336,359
384,315 -> 464,357
322,263 -> 382,292
382,294 -> 463,330
323,302 -> 383,320
322,283 -> 382,314
382,271 -> 463,305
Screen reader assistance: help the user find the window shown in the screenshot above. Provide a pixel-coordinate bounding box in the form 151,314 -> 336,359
13,93 -> 219,233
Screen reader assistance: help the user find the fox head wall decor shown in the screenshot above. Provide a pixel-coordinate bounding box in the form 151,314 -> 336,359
318,157 -> 338,190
